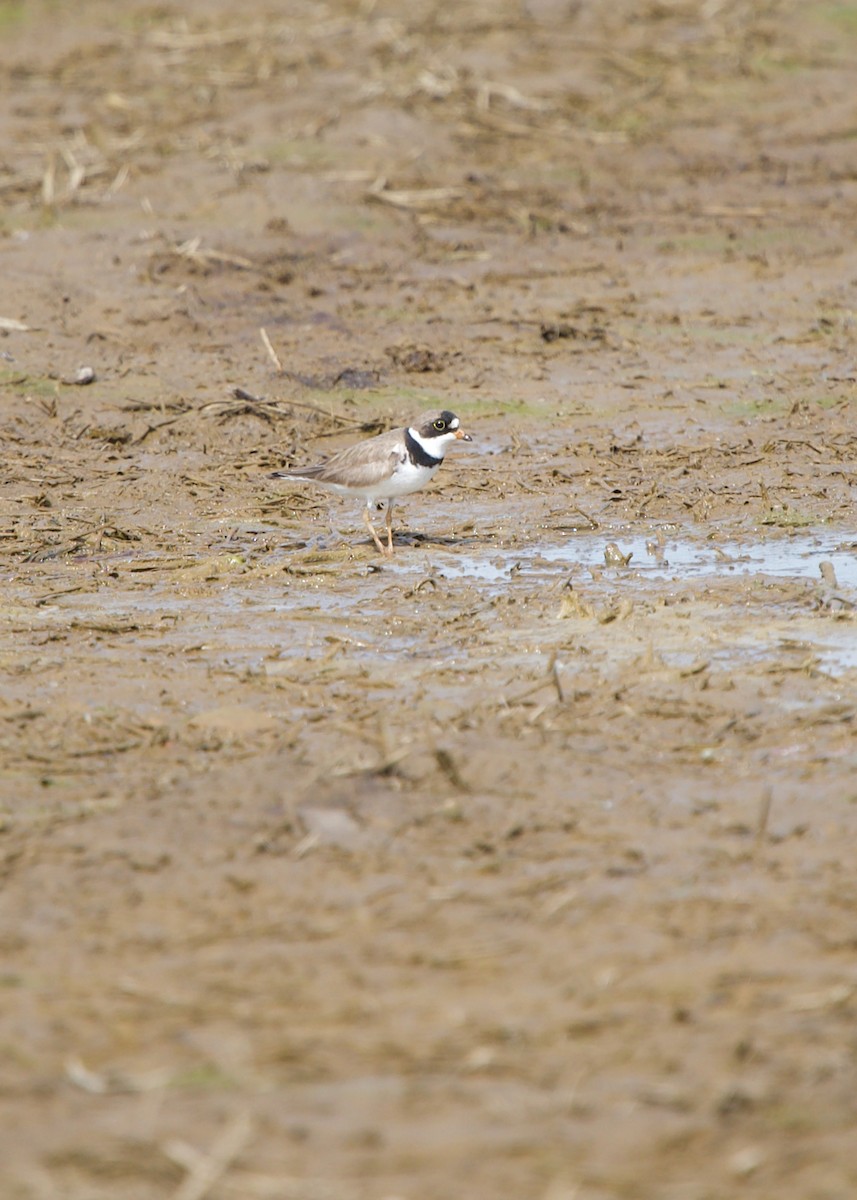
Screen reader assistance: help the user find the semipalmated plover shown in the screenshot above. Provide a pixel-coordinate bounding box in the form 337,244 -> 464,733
270,410 -> 471,555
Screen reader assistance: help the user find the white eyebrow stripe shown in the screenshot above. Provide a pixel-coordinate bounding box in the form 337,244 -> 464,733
449,416 -> 459,428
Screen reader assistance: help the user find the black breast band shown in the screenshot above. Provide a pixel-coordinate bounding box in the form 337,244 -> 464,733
405,428 -> 442,468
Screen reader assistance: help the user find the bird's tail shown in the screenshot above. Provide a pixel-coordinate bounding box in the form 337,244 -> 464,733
268,465 -> 323,481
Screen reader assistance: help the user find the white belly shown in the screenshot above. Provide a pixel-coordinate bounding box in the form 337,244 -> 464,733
380,457 -> 439,499
329,458 -> 439,502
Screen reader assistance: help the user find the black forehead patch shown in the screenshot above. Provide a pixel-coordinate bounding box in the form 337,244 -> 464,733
440,410 -> 458,425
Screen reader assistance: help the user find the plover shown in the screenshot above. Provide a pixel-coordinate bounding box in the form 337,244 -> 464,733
270,409 -> 471,555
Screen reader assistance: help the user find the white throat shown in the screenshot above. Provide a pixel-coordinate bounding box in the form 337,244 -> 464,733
407,427 -> 456,459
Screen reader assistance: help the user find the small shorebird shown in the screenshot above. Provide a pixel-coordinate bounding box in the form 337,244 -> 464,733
270,409 -> 472,555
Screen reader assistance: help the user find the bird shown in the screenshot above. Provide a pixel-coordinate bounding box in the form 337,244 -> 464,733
269,409 -> 472,556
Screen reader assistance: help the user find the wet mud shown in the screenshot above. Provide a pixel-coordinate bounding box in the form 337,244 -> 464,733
2,2 -> 857,1197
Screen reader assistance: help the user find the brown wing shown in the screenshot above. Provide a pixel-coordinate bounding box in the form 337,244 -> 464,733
286,427 -> 405,489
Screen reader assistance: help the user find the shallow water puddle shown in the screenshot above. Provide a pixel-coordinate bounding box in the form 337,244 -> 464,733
403,529 -> 857,676
18,531 -> 856,679
421,530 -> 857,588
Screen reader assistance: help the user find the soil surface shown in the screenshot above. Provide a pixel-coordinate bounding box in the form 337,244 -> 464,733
2,2 -> 857,1197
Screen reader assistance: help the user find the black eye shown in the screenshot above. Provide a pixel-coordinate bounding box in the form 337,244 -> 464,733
433,419 -> 446,431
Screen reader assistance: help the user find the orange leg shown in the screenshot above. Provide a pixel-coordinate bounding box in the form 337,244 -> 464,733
384,501 -> 395,555
362,503 -> 388,555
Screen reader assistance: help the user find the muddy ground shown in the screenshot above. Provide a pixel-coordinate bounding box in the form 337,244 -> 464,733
2,1 -> 857,1197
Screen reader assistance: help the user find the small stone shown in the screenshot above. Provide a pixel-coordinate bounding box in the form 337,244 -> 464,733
728,1145 -> 765,1177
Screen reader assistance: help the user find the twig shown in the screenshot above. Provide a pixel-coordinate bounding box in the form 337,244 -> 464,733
569,503 -> 599,530
260,327 -> 283,373
174,237 -> 258,271
755,788 -> 773,848
167,1113 -> 253,1200
224,387 -> 363,427
367,179 -> 466,210
34,586 -> 91,605
132,414 -> 188,444
42,154 -> 56,206
550,655 -> 566,703
435,747 -> 469,791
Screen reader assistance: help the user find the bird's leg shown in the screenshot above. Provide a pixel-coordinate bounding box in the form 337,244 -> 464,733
384,500 -> 395,556
363,501 -> 387,556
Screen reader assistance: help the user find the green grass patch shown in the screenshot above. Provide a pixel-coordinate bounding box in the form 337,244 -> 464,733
820,3 -> 857,34
758,505 -> 814,529
263,138 -> 340,169
750,50 -> 816,75
0,1 -> 26,31
170,1063 -> 237,1091
723,390 -> 851,418
0,368 -> 58,398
